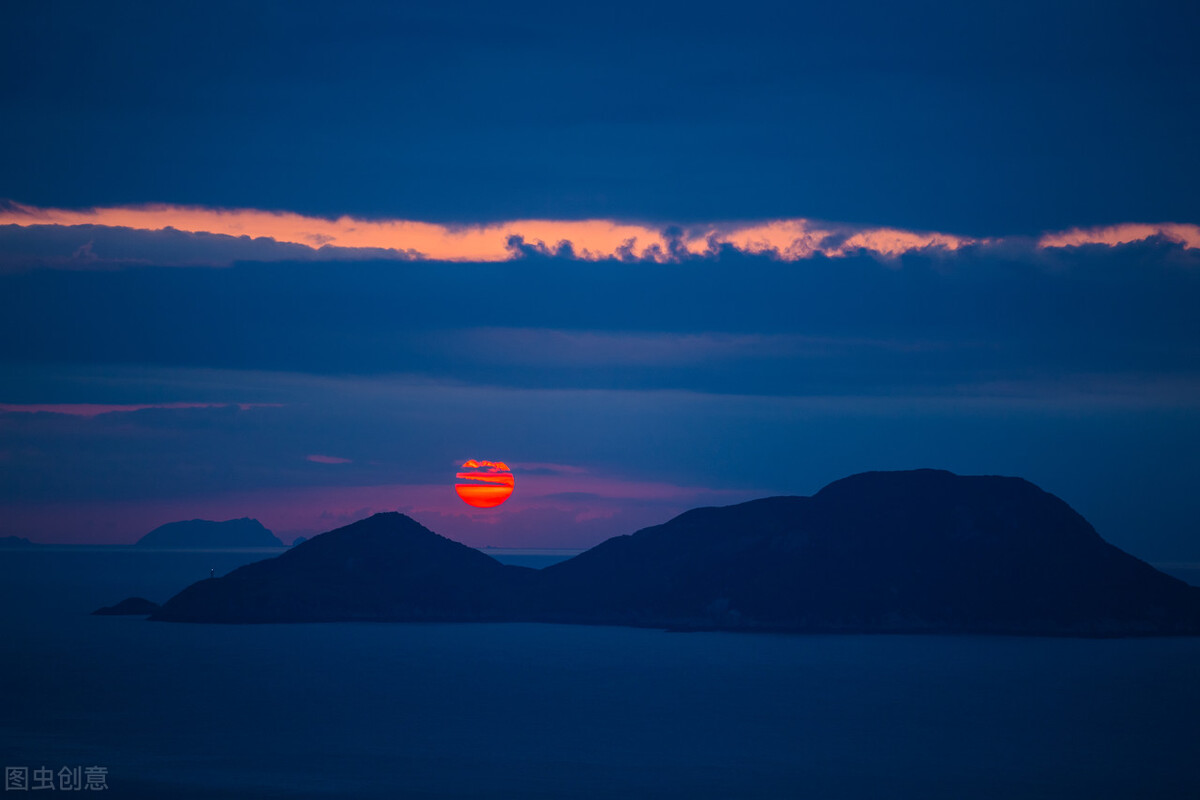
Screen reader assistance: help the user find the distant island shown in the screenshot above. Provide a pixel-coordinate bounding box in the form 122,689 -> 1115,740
136,518 -> 284,548
92,597 -> 161,616
148,470 -> 1200,636
0,535 -> 37,548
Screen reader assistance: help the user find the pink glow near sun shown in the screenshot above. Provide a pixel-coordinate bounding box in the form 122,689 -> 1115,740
0,470 -> 761,546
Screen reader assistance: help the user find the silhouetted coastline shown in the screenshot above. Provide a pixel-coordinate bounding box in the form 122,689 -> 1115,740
145,470 -> 1200,636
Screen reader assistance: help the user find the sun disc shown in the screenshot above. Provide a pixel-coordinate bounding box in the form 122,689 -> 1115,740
455,460 -> 514,508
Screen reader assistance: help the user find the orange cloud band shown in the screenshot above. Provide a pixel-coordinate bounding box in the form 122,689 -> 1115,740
1037,223 -> 1200,250
1,202 -> 1196,262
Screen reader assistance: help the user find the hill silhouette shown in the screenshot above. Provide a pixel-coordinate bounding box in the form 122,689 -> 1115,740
92,597 -> 161,616
0,535 -> 36,548
154,513 -> 532,623
532,470 -> 1200,634
136,518 -> 284,548
150,470 -> 1200,635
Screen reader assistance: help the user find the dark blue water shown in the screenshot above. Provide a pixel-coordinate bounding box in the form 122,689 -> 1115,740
2,549 -> 1198,798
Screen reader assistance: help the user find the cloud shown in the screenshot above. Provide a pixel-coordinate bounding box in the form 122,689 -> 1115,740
306,454 -> 352,464
422,329 -> 951,368
1037,223 -> 1200,250
0,219 -> 419,270
4,240 -> 1199,394
0,202 -> 688,263
8,201 -> 1194,270
0,402 -> 277,417
509,462 -> 588,476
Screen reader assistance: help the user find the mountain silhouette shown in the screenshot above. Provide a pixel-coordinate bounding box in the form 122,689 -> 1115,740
150,470 -> 1200,635
0,535 -> 36,548
136,518 -> 284,548
154,512 -> 532,622
531,469 -> 1200,634
92,597 -> 161,616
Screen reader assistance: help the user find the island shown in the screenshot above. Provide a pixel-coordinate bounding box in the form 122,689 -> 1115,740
92,597 -> 162,616
135,518 -> 284,548
148,470 -> 1200,636
0,535 -> 37,548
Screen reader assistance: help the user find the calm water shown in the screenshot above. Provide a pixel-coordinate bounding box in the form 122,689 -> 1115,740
1,549 -> 1199,799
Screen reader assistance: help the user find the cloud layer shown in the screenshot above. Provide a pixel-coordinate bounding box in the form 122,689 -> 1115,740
4,201 -> 1197,268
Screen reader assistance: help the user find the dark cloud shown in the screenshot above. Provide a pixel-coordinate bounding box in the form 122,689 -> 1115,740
0,224 -> 418,271
0,241 -> 1197,390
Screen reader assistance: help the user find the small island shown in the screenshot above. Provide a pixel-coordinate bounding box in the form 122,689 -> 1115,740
135,518 -> 284,548
92,597 -> 162,616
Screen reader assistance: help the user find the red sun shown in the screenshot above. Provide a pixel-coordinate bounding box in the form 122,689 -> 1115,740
455,460 -> 514,508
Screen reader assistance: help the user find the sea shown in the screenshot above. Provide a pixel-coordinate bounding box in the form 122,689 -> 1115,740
1,547 -> 1198,799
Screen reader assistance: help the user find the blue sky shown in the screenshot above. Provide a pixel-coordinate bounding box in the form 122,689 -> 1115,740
4,1 -> 1199,232
2,1 -> 1199,557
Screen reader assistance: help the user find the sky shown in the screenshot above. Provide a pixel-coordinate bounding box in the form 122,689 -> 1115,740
2,1 -> 1199,558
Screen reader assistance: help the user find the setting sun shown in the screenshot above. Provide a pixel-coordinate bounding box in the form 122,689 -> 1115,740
454,460 -> 514,508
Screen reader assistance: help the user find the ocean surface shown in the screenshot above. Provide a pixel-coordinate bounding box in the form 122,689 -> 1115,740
1,547 -> 1199,799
